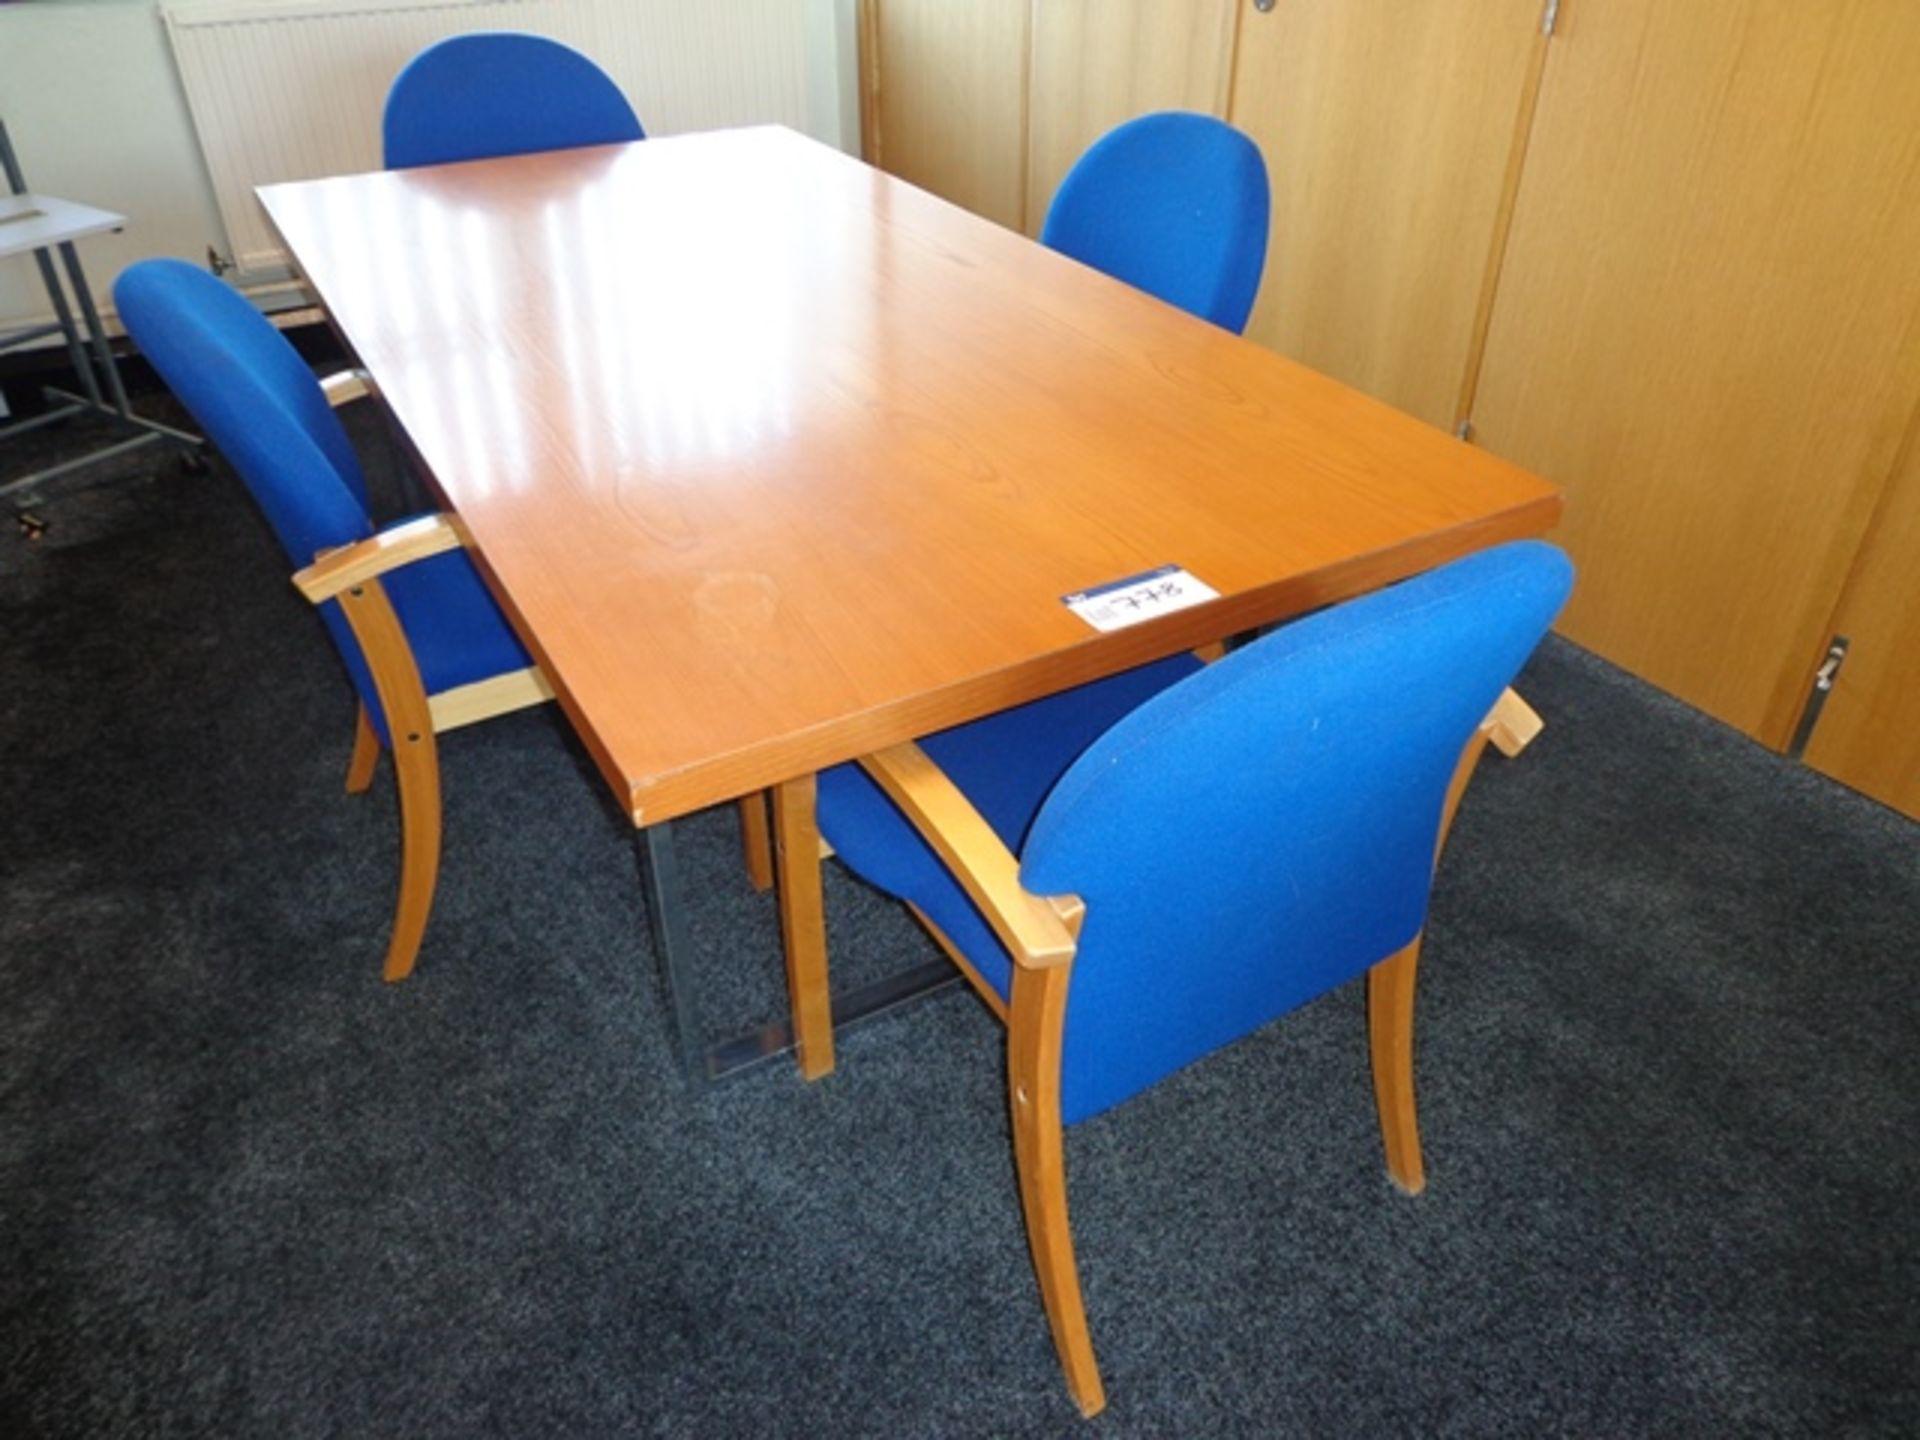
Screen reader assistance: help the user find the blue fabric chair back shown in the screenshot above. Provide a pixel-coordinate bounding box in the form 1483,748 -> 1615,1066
383,32 -> 644,169
114,259 -> 373,566
116,258 -> 419,741
1041,110 -> 1271,333
1020,542 -> 1574,1124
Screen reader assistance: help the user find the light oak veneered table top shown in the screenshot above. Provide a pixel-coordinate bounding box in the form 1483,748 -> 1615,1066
261,126 -> 1559,825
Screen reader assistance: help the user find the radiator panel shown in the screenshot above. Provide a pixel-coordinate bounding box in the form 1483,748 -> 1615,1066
163,0 -> 825,278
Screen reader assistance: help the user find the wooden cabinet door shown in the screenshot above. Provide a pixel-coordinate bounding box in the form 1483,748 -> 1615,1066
1802,422 -> 1920,820
861,0 -> 1031,231
1227,0 -> 1549,429
1468,0 -> 1920,744
1024,0 -> 1238,238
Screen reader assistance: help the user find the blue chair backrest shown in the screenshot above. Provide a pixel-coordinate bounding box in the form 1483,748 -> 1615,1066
1041,110 -> 1271,334
383,32 -> 644,169
114,259 -> 373,567
1020,542 -> 1574,1124
114,258 -> 396,730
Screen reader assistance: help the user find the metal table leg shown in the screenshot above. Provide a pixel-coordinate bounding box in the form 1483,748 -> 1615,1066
636,823 -> 708,1082
635,816 -> 961,1087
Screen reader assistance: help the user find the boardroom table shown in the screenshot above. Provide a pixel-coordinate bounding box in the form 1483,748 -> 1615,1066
259,126 -> 1561,1083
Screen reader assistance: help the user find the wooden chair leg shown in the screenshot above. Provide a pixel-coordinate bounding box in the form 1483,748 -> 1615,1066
773,775 -> 835,1079
1485,686 -> 1543,758
345,703 -> 380,794
1438,727 -> 1495,862
1365,718 -> 1508,1191
1008,965 -> 1106,1418
1367,935 -> 1426,1195
738,791 -> 774,892
334,578 -> 442,984
382,721 -> 442,983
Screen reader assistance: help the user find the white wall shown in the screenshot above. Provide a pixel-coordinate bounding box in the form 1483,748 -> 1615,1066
0,0 -> 229,331
0,0 -> 860,337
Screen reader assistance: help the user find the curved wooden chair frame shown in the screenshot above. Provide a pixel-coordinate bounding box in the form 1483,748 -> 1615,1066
849,700 -> 1514,1418
302,384 -> 774,983
292,512 -> 548,982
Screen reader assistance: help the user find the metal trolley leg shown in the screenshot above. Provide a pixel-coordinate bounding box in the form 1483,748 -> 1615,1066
1,118 -> 204,519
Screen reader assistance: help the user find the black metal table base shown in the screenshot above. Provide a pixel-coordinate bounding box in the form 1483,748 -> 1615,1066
636,822 -> 961,1084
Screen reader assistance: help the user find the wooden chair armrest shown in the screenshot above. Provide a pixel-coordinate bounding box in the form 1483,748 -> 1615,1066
859,742 -> 1083,970
292,513 -> 464,603
319,368 -> 377,408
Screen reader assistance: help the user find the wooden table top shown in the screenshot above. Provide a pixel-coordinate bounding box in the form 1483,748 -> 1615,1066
261,126 -> 1560,825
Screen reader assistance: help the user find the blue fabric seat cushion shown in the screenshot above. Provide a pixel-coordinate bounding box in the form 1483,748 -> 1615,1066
816,652 -> 1202,1005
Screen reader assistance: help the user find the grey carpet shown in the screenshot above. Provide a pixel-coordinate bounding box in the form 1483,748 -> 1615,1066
2,384 -> 1916,1437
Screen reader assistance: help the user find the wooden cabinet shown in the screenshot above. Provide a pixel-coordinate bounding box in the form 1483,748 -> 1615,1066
859,0 -> 1920,819
1228,0 -> 1547,430
1803,426 -> 1920,819
866,0 -> 1539,432
1467,0 -> 1920,749
1025,0 -> 1237,236
860,0 -> 1030,231
861,0 -> 1237,239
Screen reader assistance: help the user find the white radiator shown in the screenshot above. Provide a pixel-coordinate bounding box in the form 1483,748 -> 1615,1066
162,0 -> 851,280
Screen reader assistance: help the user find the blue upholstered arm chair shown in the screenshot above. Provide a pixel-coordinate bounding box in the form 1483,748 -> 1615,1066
116,260 -> 775,978
114,258 -> 559,982
814,541 -> 1574,1415
1041,108 -> 1547,757
115,44 -> 669,980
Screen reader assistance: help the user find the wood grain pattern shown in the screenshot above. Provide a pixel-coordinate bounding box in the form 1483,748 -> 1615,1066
292,513 -> 464,603
1369,717 -> 1498,1191
1025,0 -> 1237,237
1451,17 -> 1554,433
1366,936 -> 1426,1196
863,0 -> 1031,231
335,577 -> 440,984
1802,409 -> 1920,819
425,667 -> 554,734
1007,946 -> 1103,1417
773,776 -> 835,1079
345,703 -> 379,794
1228,0 -> 1546,429
262,128 -> 1559,827
738,792 -> 775,893
1469,0 -> 1920,744
860,742 -> 1079,968
856,0 -> 881,165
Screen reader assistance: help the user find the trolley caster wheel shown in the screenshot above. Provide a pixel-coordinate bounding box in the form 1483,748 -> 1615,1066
16,511 -> 48,541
